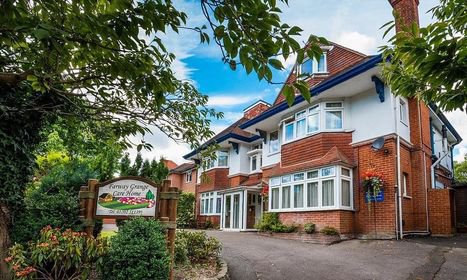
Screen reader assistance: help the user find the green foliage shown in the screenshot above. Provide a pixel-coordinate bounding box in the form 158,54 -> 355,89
320,226 -> 339,236
5,226 -> 109,280
175,230 -> 221,265
454,154 -> 467,183
10,162 -> 98,243
255,212 -> 297,233
303,223 -> 316,234
381,0 -> 467,111
119,152 -> 169,183
177,192 -> 196,229
102,218 -> 170,280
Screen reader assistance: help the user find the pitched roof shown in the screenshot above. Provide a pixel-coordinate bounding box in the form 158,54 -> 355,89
169,162 -> 195,174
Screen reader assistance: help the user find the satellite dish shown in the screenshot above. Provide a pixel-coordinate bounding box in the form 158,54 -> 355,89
371,137 -> 385,151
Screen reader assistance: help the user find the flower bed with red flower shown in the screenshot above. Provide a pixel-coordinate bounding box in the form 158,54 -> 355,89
4,226 -> 109,280
118,197 -> 155,208
362,168 -> 384,201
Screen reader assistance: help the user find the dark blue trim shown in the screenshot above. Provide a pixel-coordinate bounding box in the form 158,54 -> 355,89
428,103 -> 462,144
240,54 -> 383,129
371,76 -> 385,102
183,133 -> 261,159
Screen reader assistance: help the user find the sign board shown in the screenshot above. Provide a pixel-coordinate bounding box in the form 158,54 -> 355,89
95,177 -> 158,218
365,189 -> 384,203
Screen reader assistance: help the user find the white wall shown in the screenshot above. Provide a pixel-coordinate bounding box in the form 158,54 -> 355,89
228,143 -> 251,176
262,128 -> 282,168
433,128 -> 452,170
348,87 -> 395,143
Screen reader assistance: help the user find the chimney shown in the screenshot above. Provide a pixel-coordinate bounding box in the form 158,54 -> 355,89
243,100 -> 271,120
389,0 -> 420,32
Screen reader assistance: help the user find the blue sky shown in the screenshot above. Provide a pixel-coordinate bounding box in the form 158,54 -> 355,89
131,0 -> 466,164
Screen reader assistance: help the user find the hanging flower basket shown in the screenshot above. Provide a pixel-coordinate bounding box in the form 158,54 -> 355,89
362,168 -> 384,203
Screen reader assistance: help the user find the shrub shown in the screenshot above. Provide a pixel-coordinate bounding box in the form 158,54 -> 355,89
10,162 -> 99,243
320,226 -> 339,236
177,192 -> 195,228
255,212 -> 281,232
175,230 -> 221,265
204,220 -> 214,229
101,218 -> 170,280
303,223 -> 316,234
4,226 -> 109,280
270,224 -> 297,233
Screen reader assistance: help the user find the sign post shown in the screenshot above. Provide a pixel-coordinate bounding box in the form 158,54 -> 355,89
79,177 -> 178,280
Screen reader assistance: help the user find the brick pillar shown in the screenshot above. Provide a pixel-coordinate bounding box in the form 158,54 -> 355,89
388,0 -> 420,31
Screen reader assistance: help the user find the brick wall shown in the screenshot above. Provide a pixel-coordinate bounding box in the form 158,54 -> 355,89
279,210 -> 354,234
389,0 -> 420,32
455,185 -> 467,227
198,168 -> 229,193
229,174 -> 249,187
244,102 -> 270,119
428,189 -> 455,236
281,132 -> 353,167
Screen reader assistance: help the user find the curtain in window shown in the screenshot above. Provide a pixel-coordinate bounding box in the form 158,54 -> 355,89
307,182 -> 318,207
294,184 -> 304,208
322,180 -> 334,206
282,186 -> 290,208
341,180 -> 351,207
272,188 -> 280,209
325,111 -> 342,129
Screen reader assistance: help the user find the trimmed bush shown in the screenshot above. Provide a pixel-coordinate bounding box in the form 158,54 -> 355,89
255,212 -> 281,232
102,218 -> 170,280
175,230 -> 221,265
177,192 -> 196,228
271,224 -> 297,233
320,226 -> 339,236
5,226 -> 109,280
304,223 -> 316,234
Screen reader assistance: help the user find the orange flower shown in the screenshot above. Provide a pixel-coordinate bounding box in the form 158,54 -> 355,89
3,256 -> 12,263
38,242 -> 49,248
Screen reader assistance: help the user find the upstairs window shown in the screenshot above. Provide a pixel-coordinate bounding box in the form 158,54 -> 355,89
185,170 -> 192,182
399,98 -> 408,125
217,151 -> 229,167
282,101 -> 344,143
297,54 -> 327,76
317,54 -> 327,72
269,131 -> 280,153
301,59 -> 314,75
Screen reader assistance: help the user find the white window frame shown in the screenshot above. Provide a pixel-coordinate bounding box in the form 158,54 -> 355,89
269,130 -> 280,154
282,101 -> 344,144
205,150 -> 230,170
200,192 -> 221,216
268,165 -> 353,212
297,53 -> 328,76
185,170 -> 192,183
399,97 -> 408,125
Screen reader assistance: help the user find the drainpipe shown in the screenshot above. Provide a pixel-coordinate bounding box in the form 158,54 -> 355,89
393,96 -> 403,239
431,126 -> 449,189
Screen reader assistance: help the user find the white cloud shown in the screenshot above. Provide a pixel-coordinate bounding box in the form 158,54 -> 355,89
222,111 -> 244,122
207,95 -> 260,107
335,31 -> 377,55
445,110 -> 467,162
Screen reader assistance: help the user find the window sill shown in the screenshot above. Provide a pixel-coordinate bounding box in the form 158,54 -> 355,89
268,207 -> 354,213
199,213 -> 221,216
247,149 -> 263,156
267,151 -> 281,156
403,195 -> 412,199
204,166 -> 229,172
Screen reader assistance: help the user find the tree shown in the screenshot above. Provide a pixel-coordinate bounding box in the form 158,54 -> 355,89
381,0 -> 467,111
140,159 -> 152,178
119,153 -> 132,177
132,153 -> 144,176
149,158 -> 169,184
454,154 -> 467,183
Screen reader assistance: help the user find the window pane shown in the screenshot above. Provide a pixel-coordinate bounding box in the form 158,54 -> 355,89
293,173 -> 304,181
251,155 -> 257,171
282,175 -> 291,183
341,168 -> 350,177
269,131 -> 279,153
218,151 -> 228,166
294,184 -> 304,208
325,111 -> 342,129
325,102 -> 343,108
322,180 -> 334,206
307,182 -> 318,207
309,104 -> 319,113
271,188 -> 280,209
342,180 -> 351,207
209,198 -> 213,213
285,123 -> 294,141
270,177 -> 281,186
216,197 -> 222,213
296,118 -> 306,137
318,55 -> 326,72
282,186 -> 291,208
307,170 -> 319,179
204,199 -> 209,213
302,59 -> 313,74
200,199 -> 204,214
321,167 -> 335,177
307,113 -> 319,133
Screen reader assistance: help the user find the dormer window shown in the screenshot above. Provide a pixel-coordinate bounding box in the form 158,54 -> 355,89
297,54 -> 327,76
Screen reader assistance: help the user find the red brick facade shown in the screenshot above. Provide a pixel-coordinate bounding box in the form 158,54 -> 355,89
428,189 -> 455,236
244,101 -> 271,119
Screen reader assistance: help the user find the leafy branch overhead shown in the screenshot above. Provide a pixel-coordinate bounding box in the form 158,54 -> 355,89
381,0 -> 467,112
1,1 -> 326,151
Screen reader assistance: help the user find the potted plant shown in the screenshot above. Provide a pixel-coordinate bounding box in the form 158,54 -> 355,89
362,168 -> 384,203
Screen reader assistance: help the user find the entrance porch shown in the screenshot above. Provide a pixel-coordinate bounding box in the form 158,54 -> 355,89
219,187 -> 263,231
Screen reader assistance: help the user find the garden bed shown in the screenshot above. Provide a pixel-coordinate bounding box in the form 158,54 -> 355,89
257,231 -> 343,245
174,258 -> 228,280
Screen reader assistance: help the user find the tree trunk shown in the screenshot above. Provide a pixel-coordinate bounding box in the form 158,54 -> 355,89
0,204 -> 11,280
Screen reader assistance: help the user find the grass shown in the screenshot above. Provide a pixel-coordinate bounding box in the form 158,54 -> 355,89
98,200 -> 149,210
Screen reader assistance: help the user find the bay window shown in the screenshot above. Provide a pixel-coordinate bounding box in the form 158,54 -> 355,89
282,101 -> 344,143
269,165 -> 353,211
200,192 -> 221,215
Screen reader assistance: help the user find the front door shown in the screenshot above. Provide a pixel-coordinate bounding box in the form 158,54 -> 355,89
222,192 -> 242,230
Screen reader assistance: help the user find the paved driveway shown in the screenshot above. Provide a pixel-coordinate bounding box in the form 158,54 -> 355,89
207,231 -> 467,280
